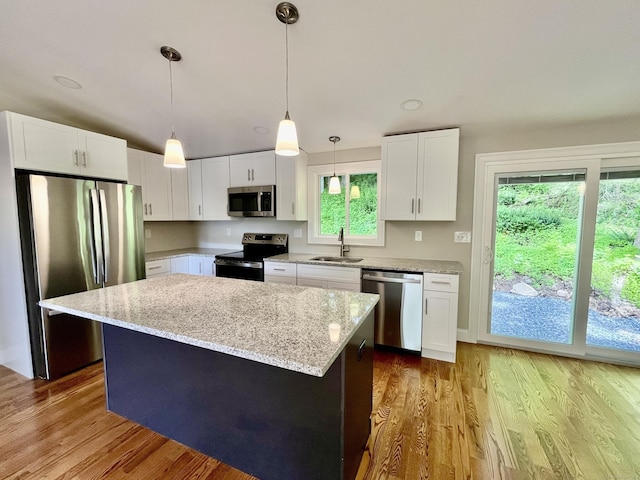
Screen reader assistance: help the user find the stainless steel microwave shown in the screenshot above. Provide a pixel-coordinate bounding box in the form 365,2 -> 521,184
227,185 -> 276,217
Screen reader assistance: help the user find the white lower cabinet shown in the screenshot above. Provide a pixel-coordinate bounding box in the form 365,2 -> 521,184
170,256 -> 190,274
145,259 -> 171,278
264,262 -> 297,284
188,255 -> 215,276
296,264 -> 361,292
422,273 -> 459,363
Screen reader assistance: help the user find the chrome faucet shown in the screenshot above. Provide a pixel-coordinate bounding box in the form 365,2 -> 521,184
338,227 -> 350,257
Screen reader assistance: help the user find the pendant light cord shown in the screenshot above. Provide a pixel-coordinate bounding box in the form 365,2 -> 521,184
168,57 -> 175,135
333,140 -> 337,176
284,8 -> 290,114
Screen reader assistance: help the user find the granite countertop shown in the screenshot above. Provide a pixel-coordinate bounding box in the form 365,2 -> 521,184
39,274 -> 379,377
145,247 -> 238,261
266,253 -> 463,275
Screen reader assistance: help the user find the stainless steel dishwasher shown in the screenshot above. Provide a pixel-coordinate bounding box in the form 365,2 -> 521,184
361,270 -> 423,352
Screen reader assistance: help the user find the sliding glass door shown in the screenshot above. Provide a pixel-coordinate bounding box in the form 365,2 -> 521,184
474,152 -> 640,365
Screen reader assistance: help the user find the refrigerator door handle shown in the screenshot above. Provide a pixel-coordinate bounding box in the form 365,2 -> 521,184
99,189 -> 110,284
90,189 -> 104,285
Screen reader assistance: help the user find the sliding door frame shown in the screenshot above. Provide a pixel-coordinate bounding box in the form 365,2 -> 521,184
469,141 -> 640,363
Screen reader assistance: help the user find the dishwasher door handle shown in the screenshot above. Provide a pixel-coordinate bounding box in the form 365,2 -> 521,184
362,274 -> 422,284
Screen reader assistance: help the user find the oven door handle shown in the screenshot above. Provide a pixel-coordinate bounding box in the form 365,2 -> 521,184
215,259 -> 263,269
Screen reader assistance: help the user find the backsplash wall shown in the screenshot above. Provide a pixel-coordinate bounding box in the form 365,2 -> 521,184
144,221 -> 197,252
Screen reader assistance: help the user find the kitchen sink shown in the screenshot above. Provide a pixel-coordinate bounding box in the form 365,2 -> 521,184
310,256 -> 364,263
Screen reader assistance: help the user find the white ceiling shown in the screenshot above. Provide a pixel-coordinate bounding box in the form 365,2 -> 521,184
1,1 -> 639,158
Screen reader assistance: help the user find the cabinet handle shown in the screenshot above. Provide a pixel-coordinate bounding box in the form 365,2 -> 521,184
431,280 -> 451,285
251,168 -> 255,181
144,203 -> 148,215
199,263 -> 203,274
273,268 -> 286,272
292,202 -> 295,215
357,339 -> 366,361
247,169 -> 251,181
73,150 -> 79,166
148,266 -> 161,270
417,198 -> 421,214
149,203 -> 153,215
198,205 -> 202,216
425,298 -> 428,314
81,151 -> 87,167
411,198 -> 415,214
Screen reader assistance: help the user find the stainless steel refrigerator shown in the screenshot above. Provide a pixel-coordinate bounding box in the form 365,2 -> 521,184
15,173 -> 145,379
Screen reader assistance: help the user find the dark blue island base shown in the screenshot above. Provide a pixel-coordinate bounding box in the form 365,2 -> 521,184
102,311 -> 374,480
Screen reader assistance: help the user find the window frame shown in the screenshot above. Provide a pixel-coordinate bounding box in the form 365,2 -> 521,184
307,160 -> 385,246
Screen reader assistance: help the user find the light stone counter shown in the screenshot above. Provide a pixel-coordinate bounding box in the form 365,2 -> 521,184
267,253 -> 463,275
39,274 -> 379,377
145,247 -> 238,261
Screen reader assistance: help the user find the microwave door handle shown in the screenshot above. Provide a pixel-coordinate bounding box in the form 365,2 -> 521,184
257,191 -> 263,212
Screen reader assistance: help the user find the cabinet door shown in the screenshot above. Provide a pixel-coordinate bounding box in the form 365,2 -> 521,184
381,133 -> 419,220
80,131 -> 128,181
422,290 -> 458,362
201,156 -> 230,220
188,255 -> 204,275
127,148 -> 143,185
188,160 -> 203,220
416,128 -> 459,221
141,152 -> 173,220
297,278 -> 328,289
171,167 -> 190,220
229,151 -> 276,187
203,258 -> 216,276
170,256 -> 190,274
11,113 -> 80,175
276,152 -> 307,221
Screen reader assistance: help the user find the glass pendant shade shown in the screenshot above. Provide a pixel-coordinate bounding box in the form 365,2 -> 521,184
350,185 -> 361,199
275,113 -> 299,156
164,134 -> 186,168
329,175 -> 341,194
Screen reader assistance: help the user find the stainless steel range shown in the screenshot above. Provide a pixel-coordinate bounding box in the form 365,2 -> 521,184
215,233 -> 288,281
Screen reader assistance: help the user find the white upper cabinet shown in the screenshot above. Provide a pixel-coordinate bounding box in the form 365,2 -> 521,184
381,128 -> 459,221
201,156 -> 230,220
276,151 -> 308,221
187,160 -> 203,220
229,151 -> 276,187
8,112 -> 127,180
171,166 -> 189,221
128,148 -> 173,221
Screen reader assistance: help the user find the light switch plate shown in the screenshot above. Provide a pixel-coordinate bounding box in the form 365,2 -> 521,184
226,228 -> 232,236
145,229 -> 152,239
454,231 -> 471,243
414,230 -> 422,241
293,228 -> 302,238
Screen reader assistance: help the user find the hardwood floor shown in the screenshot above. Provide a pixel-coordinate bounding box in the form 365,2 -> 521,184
1,343 -> 639,479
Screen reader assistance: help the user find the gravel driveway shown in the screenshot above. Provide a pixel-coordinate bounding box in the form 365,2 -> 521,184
491,291 -> 640,352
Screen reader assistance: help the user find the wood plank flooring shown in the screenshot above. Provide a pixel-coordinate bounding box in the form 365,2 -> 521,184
1,343 -> 639,479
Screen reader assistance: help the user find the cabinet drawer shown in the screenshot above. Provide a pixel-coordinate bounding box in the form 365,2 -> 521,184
264,262 -> 297,277
423,273 -> 459,293
265,275 -> 297,285
297,264 -> 361,283
145,259 -> 171,277
327,281 -> 361,292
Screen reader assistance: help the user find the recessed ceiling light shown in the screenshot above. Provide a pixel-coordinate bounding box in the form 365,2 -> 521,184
401,99 -> 423,111
253,126 -> 270,135
54,75 -> 83,89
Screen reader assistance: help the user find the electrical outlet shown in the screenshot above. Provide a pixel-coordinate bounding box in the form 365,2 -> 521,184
414,230 -> 422,242
293,228 -> 302,238
454,231 -> 471,243
145,229 -> 152,239
226,228 -> 232,236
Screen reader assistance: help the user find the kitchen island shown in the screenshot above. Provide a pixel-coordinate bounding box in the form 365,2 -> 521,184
40,274 -> 379,480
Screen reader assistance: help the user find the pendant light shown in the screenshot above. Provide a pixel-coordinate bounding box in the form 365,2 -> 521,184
329,136 -> 341,195
275,2 -> 300,156
161,46 -> 186,168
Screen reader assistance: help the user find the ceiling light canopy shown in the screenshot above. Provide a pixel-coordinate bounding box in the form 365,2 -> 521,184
329,136 -> 341,195
275,2 -> 300,157
161,46 -> 186,168
401,99 -> 423,111
53,75 -> 82,89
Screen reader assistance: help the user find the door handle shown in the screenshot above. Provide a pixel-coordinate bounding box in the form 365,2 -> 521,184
99,189 -> 110,283
89,189 -> 103,284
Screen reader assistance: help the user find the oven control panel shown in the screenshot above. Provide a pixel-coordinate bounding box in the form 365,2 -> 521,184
242,233 -> 288,246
